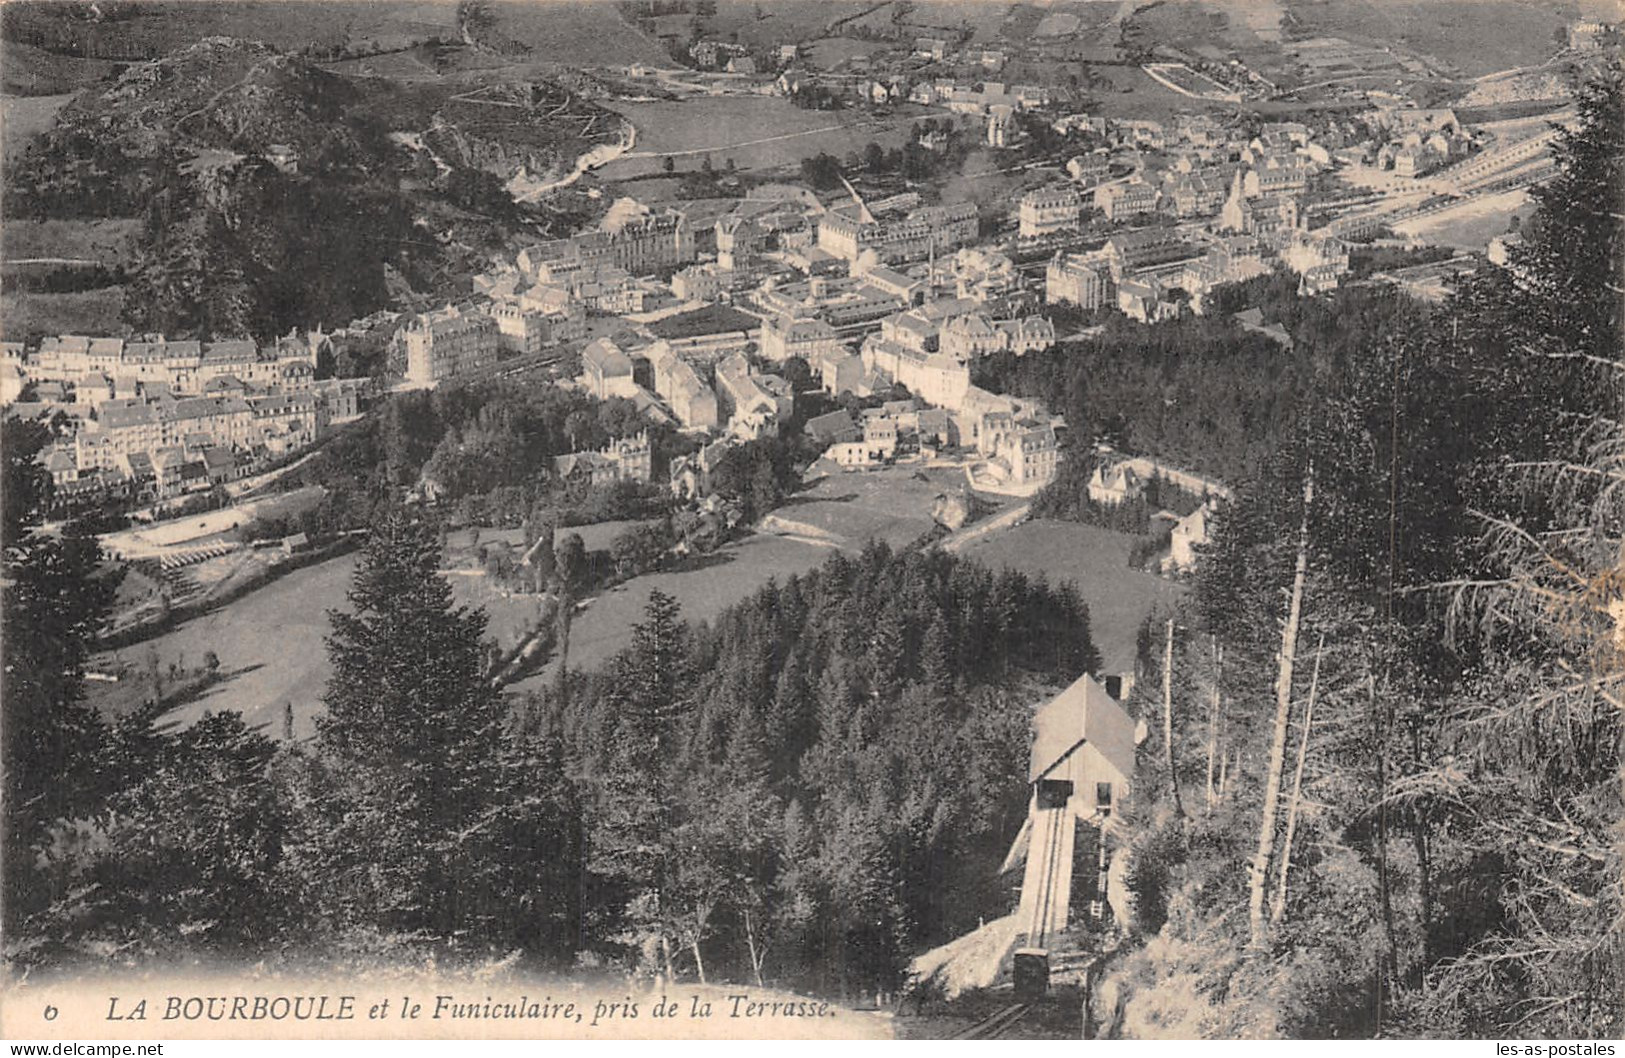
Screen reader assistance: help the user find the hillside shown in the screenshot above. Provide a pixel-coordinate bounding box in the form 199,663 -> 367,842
0,39 -> 119,96
0,0 -> 459,62
3,36 -> 622,339
477,1 -> 673,66
22,37 -> 624,183
47,37 -> 371,162
1279,0 -> 1583,78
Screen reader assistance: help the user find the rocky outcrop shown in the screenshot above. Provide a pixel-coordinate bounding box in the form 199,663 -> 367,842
932,485 -> 981,531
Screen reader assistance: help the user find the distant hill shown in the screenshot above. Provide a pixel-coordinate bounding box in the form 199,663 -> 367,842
51,38 -> 372,163
0,0 -> 459,62
475,1 -> 674,67
3,36 -> 621,340
0,39 -> 119,96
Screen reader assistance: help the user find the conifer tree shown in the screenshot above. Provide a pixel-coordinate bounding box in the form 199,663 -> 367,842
1412,71 -> 1624,1038
591,589 -> 692,973
310,509 -> 511,940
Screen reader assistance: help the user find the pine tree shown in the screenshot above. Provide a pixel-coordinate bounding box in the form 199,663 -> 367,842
35,712 -> 294,961
591,589 -> 693,973
1412,72 -> 1624,1038
310,509 -> 512,940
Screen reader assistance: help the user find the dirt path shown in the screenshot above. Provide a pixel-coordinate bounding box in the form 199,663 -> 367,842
941,503 -> 1031,554
827,1 -> 893,34
174,59 -> 271,133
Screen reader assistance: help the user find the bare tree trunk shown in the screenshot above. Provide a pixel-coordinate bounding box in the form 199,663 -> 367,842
691,937 -> 708,985
1248,472 -> 1314,949
743,908 -> 767,987
660,934 -> 676,982
1205,638 -> 1223,811
1162,618 -> 1186,818
1270,634 -> 1324,926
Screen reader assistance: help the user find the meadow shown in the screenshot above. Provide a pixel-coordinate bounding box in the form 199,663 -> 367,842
1,218 -> 142,262
766,465 -> 985,550
93,491 -> 1178,738
91,551 -> 359,740
703,1 -> 887,47
598,96 -> 928,178
1278,0 -> 1577,78
0,41 -> 116,96
0,93 -> 74,161
0,288 -> 126,340
508,531 -> 834,696
485,1 -> 671,67
958,517 -> 1186,675
803,37 -> 893,71
0,0 -> 458,61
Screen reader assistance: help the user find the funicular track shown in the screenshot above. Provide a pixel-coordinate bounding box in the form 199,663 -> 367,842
954,1002 -> 1031,1040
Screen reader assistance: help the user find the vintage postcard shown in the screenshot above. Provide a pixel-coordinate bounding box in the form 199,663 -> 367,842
1,0 -> 1620,1045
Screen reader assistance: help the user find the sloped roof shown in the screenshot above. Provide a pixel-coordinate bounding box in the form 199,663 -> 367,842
1029,673 -> 1138,786
98,400 -> 158,429
583,338 -> 633,376
805,409 -> 860,444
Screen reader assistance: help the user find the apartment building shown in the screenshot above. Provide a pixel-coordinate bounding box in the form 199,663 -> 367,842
817,201 -> 979,264
1046,251 -> 1113,311
402,306 -> 502,386
1018,185 -> 1084,238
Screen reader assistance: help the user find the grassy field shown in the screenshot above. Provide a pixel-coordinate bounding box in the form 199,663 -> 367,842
0,1 -> 457,61
1,218 -> 143,263
959,518 -> 1185,675
705,2 -> 892,47
90,505 -> 1169,734
97,514 -> 680,739
486,1 -> 671,66
0,287 -> 126,340
1,41 -> 117,96
598,97 -> 926,178
1,92 -> 74,160
1279,0 -> 1577,78
804,36 -> 894,70
1085,63 -> 1226,120
771,465 -> 988,549
830,0 -> 1021,42
509,531 -> 834,694
92,551 -> 359,741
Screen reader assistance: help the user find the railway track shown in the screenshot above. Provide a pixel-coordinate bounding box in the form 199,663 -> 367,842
955,1002 -> 1031,1040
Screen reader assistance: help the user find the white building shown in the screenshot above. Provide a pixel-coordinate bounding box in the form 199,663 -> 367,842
1018,185 -> 1084,239
1094,179 -> 1158,221
581,338 -> 639,400
760,316 -> 842,363
403,306 -> 502,387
